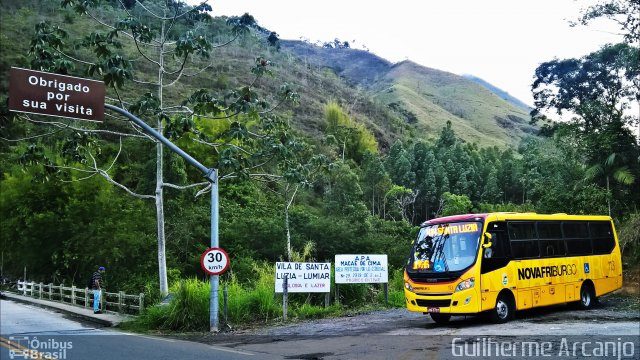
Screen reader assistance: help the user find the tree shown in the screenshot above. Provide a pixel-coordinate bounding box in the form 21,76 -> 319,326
440,192 -> 472,217
482,168 -> 502,203
384,185 -> 418,222
362,152 -> 387,216
532,43 -> 638,131
532,43 -> 639,216
324,101 -> 377,162
586,151 -> 636,215
9,0 -> 295,296
436,120 -> 456,148
273,137 -> 328,261
573,0 -> 640,45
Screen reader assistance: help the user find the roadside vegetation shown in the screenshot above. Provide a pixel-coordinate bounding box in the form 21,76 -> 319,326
120,264 -> 405,332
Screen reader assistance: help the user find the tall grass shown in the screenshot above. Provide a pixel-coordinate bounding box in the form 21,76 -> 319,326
122,263 -> 407,332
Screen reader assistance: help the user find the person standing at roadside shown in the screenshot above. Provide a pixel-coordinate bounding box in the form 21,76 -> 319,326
92,266 -> 105,314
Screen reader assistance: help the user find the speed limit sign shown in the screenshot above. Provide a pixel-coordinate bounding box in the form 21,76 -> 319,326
200,248 -> 230,275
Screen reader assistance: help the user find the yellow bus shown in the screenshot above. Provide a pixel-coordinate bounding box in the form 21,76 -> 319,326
404,212 -> 622,324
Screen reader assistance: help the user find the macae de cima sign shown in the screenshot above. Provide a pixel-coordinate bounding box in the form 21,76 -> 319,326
9,67 -> 106,122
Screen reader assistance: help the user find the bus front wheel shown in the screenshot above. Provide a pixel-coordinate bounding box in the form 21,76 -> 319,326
429,313 -> 451,325
490,293 -> 514,324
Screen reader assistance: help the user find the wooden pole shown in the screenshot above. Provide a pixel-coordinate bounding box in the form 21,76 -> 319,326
384,283 -> 389,304
223,284 -> 228,326
282,276 -> 288,321
139,293 -> 145,314
118,291 -> 124,313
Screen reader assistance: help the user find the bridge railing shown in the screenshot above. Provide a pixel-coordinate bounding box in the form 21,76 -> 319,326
16,280 -> 144,315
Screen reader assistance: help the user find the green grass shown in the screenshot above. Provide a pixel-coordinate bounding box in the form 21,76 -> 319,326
119,265 -> 407,332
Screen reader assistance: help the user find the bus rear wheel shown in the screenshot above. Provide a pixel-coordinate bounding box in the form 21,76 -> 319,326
578,283 -> 596,310
429,313 -> 451,325
489,293 -> 514,324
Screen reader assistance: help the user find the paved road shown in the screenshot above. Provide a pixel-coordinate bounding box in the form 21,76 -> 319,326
2,297 -> 639,360
0,300 -> 277,360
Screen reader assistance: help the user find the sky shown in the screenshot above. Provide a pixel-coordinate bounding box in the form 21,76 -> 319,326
189,0 -> 624,106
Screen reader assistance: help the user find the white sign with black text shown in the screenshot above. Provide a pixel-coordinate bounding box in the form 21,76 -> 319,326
274,262 -> 331,293
335,255 -> 388,284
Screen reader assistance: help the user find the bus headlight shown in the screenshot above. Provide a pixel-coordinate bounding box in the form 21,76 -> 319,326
404,282 -> 413,292
455,278 -> 474,292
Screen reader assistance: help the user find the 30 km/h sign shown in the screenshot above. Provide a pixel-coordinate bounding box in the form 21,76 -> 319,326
200,248 -> 230,275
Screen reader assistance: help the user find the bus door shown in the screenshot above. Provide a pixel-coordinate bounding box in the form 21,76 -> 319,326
480,221 -> 513,311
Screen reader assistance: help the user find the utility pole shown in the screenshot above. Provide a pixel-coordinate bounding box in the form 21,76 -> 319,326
105,104 -> 221,332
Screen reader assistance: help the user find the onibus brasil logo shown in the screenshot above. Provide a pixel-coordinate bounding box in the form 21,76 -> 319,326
8,336 -> 72,359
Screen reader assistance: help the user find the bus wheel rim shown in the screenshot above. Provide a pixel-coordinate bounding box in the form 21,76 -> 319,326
496,300 -> 508,319
581,289 -> 590,306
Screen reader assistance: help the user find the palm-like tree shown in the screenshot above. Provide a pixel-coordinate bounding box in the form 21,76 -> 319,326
586,153 -> 636,215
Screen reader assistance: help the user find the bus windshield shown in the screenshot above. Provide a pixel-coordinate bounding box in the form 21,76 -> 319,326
410,222 -> 482,273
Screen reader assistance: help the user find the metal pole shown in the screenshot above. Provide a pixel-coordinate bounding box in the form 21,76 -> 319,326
210,169 -> 219,332
105,104 -> 220,331
104,104 -> 210,175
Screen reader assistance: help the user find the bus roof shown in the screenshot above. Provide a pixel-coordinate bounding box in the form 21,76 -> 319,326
421,213 -> 488,226
420,212 -> 612,227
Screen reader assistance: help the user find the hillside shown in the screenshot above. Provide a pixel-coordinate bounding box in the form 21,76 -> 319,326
462,74 -> 531,111
280,41 -> 535,148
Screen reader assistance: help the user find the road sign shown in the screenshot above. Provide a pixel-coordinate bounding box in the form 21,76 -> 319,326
335,254 -> 388,284
274,262 -> 331,293
200,248 -> 229,275
8,67 -> 105,122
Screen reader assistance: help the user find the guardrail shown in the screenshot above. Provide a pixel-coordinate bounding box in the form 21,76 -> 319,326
16,280 -> 144,315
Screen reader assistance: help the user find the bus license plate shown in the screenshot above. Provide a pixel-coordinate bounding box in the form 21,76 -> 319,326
427,307 -> 440,313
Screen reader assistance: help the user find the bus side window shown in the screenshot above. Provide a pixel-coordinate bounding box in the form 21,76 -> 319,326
538,222 -> 565,258
590,221 -> 615,254
563,221 -> 592,255
509,222 -> 539,259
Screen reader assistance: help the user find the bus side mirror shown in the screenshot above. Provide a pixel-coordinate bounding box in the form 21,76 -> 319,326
482,232 -> 492,249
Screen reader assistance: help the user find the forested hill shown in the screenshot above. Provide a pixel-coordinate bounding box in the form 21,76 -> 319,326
281,40 -> 534,147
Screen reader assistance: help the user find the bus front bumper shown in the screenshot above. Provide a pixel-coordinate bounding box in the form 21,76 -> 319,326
404,288 -> 480,314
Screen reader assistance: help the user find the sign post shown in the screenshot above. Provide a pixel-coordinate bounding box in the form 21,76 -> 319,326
105,104 -> 222,332
8,67 -> 223,332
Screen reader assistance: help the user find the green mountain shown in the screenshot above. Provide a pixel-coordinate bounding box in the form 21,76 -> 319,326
280,40 -> 535,148
0,0 -> 534,153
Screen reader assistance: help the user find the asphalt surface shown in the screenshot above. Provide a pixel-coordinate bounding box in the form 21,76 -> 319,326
1,295 -> 639,360
0,299 -> 277,360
